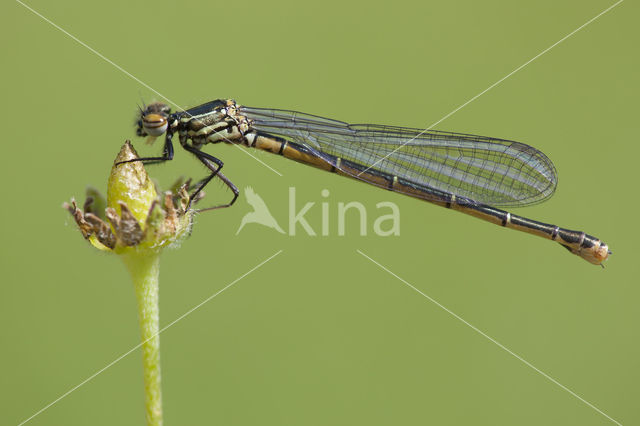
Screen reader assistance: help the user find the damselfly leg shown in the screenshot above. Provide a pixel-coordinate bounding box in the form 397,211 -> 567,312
182,145 -> 239,211
116,132 -> 175,165
118,130 -> 237,210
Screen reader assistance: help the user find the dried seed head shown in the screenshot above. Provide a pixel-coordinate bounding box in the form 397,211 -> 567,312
64,141 -> 203,254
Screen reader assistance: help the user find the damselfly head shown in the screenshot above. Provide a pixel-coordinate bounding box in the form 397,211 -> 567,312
136,102 -> 171,138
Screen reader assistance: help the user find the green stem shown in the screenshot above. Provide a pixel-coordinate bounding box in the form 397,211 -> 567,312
122,251 -> 163,426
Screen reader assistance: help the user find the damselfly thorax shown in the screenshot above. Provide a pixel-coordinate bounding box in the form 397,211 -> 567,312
126,98 -> 610,266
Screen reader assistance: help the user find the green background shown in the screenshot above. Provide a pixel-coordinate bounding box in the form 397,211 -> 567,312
1,0 -> 637,424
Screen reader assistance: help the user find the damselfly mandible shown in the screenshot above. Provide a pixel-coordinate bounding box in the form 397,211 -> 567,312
122,99 -> 610,266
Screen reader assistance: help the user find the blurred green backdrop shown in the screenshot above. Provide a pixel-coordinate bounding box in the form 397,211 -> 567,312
1,0 -> 637,425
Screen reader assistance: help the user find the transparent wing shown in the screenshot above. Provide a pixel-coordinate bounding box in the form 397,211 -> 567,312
240,106 -> 557,207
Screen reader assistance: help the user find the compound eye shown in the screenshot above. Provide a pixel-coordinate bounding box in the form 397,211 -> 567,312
142,113 -> 168,136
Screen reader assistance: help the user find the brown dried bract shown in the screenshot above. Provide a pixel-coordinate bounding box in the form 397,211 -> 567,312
64,199 -> 117,249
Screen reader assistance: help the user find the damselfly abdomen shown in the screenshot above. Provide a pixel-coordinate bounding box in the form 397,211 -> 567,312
125,99 -> 610,266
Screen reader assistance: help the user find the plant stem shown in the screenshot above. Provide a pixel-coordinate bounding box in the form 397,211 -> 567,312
122,251 -> 163,426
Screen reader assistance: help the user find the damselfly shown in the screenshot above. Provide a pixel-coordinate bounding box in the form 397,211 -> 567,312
124,99 -> 610,266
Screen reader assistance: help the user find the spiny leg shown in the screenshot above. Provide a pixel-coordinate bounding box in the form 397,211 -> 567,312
196,171 -> 239,213
117,132 -> 175,166
183,146 -> 239,211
